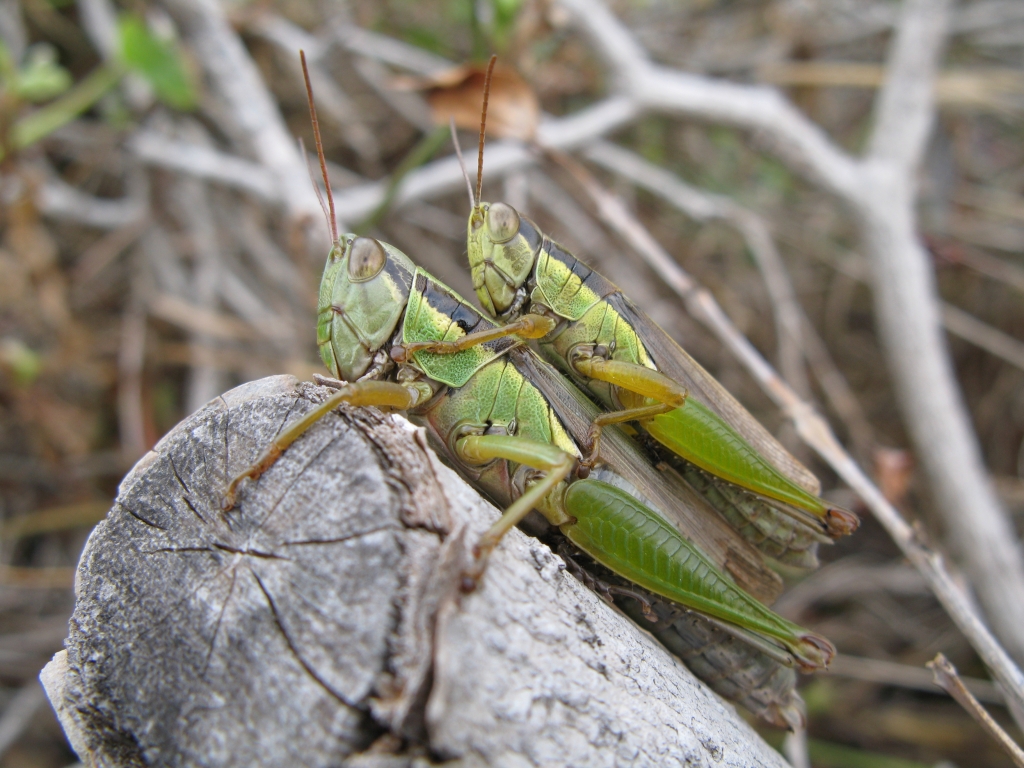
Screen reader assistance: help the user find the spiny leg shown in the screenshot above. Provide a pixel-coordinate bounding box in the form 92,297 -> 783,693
578,401 -> 676,475
455,434 -> 575,590
222,380 -> 422,510
570,354 -> 691,472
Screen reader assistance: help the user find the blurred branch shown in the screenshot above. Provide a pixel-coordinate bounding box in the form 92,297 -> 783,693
928,654 -> 1024,767
118,273 -> 147,461
328,19 -> 453,76
159,0 -> 318,220
248,15 -> 382,172
127,131 -> 281,203
759,63 -> 1024,114
0,681 -> 46,761
559,0 -> 862,199
941,304 -> 1024,373
38,167 -> 148,228
832,653 -> 1004,704
783,727 -> 810,768
858,0 -> 1024,674
0,0 -> 27,63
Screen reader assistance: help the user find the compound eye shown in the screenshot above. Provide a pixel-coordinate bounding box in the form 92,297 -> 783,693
348,237 -> 387,281
487,202 -> 520,244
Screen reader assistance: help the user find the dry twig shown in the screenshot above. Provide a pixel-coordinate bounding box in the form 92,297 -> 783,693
928,653 -> 1024,767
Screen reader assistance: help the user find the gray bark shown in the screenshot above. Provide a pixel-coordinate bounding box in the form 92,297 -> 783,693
40,375 -> 789,768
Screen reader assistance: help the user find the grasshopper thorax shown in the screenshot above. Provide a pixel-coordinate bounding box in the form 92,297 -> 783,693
317,235 -> 416,382
467,200 -> 542,319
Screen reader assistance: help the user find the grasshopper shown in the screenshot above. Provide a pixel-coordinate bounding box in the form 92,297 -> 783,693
225,228 -> 832,670
458,58 -> 858,569
223,54 -> 834,678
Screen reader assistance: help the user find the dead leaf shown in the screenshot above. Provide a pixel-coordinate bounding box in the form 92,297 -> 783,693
394,63 -> 540,141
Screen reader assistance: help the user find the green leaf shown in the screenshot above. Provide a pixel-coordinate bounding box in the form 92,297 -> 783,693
15,44 -> 72,102
8,63 -> 122,155
0,339 -> 43,387
482,0 -> 523,48
117,14 -> 196,110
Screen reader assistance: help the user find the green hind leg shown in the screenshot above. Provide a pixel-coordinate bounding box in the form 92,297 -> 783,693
454,434 -> 575,589
223,380 -> 423,510
572,354 -> 858,537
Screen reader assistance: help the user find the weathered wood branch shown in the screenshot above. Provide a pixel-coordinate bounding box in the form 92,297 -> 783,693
41,376 -> 789,768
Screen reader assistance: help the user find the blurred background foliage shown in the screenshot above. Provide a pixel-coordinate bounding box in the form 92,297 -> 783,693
1,0 -> 1023,766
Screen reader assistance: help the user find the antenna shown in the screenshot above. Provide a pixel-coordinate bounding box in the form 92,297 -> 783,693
299,136 -> 331,234
300,50 -> 338,244
475,54 -> 498,206
450,117 -> 475,208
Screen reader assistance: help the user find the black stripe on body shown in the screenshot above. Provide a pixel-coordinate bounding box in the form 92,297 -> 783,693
544,238 -> 620,302
416,272 -> 521,356
384,254 -> 415,297
518,216 -> 544,253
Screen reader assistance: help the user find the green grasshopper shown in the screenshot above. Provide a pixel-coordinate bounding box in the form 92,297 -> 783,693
458,60 -> 858,569
226,229 -> 832,670
223,54 -> 833,676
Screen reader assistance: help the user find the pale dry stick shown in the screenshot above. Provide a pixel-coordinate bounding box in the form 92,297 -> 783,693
75,0 -> 116,60
158,0 -> 319,220
73,218 -> 150,288
928,653 -> 1024,767
117,274 -> 148,463
949,213 -> 1024,253
798,316 -> 876,463
759,62 -> 1024,114
558,151 -> 1024,724
0,681 -> 46,760
75,0 -> 151,108
941,304 -> 1024,373
37,169 -> 148,229
954,1 -> 1024,35
231,203 -> 306,299
128,132 -> 281,203
169,177 -> 226,415
954,184 -> 1024,228
0,0 -> 27,62
349,55 -> 436,133
327,97 -> 638,226
773,557 -> 929,617
248,14 -> 382,173
207,195 -> 299,351
148,295 -> 260,342
327,18 -> 453,77
556,0 -> 1024,671
940,240 -> 1024,295
782,726 -> 809,768
831,653 -> 1004,704
131,133 -> 366,205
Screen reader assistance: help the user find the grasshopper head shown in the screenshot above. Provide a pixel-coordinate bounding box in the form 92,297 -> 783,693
317,235 -> 415,381
467,200 -> 542,319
